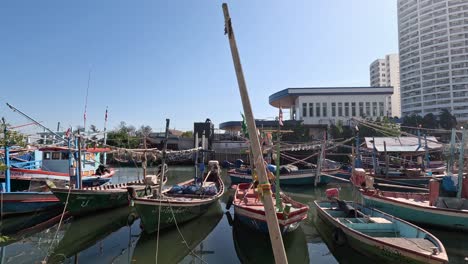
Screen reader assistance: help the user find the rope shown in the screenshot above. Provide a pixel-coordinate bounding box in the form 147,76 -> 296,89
166,199 -> 208,264
42,185 -> 73,263
155,198 -> 163,264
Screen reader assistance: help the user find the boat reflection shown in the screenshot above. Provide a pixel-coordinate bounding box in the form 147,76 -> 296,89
131,201 -> 223,263
47,206 -> 136,263
0,209 -> 64,263
229,212 -> 309,264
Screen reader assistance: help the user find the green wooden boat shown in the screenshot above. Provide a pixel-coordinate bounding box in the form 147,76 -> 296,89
315,200 -> 448,264
51,176 -> 166,216
132,162 -> 224,234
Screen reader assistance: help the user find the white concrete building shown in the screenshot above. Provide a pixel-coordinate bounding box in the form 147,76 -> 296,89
370,54 -> 401,117
398,0 -> 468,121
269,87 -> 393,125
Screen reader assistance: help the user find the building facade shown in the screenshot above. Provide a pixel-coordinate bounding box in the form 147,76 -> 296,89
370,54 -> 401,117
398,0 -> 468,121
269,87 -> 393,125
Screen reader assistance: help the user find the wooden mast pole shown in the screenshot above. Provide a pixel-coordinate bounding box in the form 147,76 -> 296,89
222,4 -> 288,264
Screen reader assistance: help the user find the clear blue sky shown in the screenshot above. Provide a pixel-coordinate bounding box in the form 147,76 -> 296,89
0,0 -> 397,133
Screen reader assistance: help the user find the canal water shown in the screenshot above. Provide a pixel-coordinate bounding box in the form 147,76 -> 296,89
1,166 -> 467,263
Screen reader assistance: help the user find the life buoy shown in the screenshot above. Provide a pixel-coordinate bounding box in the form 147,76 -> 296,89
332,228 -> 347,246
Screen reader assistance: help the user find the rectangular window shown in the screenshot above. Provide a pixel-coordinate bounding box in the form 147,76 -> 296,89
43,152 -> 51,160
344,102 -> 349,117
331,102 -> 336,117
359,102 -> 364,117
52,152 -> 61,160
351,102 -> 356,116
372,102 -> 377,116
322,103 -> 327,117
366,102 -> 371,116
61,152 -> 69,160
316,103 -> 321,117
302,103 -> 307,117
379,102 -> 384,116
309,103 -> 313,117
338,102 -> 343,116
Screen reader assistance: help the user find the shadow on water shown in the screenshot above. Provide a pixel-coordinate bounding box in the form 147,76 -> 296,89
131,201 -> 223,263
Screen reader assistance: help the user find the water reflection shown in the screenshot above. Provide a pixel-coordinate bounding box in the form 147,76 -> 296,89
131,202 -> 223,263
48,207 -> 136,263
226,211 -> 307,264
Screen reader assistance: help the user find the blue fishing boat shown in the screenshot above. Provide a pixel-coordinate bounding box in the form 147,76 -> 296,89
315,199 -> 448,264
228,165 -> 338,186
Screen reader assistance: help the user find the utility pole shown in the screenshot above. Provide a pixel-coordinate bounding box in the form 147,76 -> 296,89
222,4 -> 288,263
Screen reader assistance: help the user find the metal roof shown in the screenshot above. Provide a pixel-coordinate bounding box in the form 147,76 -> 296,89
364,136 -> 442,152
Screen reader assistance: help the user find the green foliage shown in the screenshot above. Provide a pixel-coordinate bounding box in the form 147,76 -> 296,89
0,127 -> 26,147
422,113 -> 438,129
181,131 -> 193,138
0,235 -> 9,243
106,121 -> 141,148
0,163 -> 6,172
281,122 -> 310,142
438,109 -> 457,130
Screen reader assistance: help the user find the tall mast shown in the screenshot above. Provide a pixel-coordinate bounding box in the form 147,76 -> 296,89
222,4 -> 288,263
103,107 -> 108,165
2,118 -> 11,193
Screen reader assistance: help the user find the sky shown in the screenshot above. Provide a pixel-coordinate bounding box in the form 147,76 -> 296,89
0,0 -> 398,134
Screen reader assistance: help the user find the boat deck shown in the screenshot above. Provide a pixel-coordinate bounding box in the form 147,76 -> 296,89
376,237 -> 438,255
390,197 -> 430,207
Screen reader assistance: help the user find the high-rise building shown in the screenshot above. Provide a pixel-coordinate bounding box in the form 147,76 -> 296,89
398,0 -> 468,121
370,54 -> 401,117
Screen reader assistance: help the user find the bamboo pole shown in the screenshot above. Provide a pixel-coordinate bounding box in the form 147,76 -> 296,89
384,141 -> 388,178
222,3 -> 288,263
457,128 -> 466,199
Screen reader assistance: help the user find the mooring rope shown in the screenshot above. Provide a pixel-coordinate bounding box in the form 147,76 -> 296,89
41,185 -> 73,263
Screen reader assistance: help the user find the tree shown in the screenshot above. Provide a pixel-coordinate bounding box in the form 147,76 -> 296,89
422,113 -> 438,129
181,131 -> 193,138
438,109 -> 457,130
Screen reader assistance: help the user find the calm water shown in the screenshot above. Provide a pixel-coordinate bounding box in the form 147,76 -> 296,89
1,166 -> 467,263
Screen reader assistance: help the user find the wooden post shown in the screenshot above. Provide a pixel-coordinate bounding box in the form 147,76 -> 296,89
351,144 -> 355,176
2,118 -> 11,192
275,123 -> 282,211
448,128 -> 456,176
77,136 -> 83,189
158,119 -> 170,197
315,130 -> 326,186
384,141 -> 389,178
222,4 -> 288,263
457,128 -> 466,199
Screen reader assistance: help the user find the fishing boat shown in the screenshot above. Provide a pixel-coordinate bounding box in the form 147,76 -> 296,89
361,189 -> 468,231
228,164 -> 339,186
51,170 -> 166,216
1,146 -> 115,189
132,160 -> 224,234
315,199 -> 448,264
232,182 -> 309,234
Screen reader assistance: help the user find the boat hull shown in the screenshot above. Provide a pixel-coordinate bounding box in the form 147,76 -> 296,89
134,199 -> 219,233
234,206 -> 304,234
229,170 -> 332,186
0,192 -> 61,216
362,192 -> 468,231
51,186 -> 149,216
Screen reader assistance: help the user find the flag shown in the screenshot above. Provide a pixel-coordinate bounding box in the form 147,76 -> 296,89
105,108 -> 108,122
65,128 -> 71,138
279,108 -> 284,126
240,113 -> 249,138
84,111 -> 87,121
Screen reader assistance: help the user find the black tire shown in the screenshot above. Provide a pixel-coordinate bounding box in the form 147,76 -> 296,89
225,195 -> 234,210
332,228 -> 347,246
